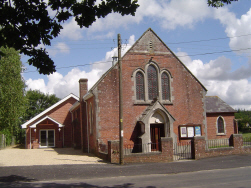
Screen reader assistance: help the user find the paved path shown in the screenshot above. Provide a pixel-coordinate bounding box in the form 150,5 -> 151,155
0,145 -> 104,166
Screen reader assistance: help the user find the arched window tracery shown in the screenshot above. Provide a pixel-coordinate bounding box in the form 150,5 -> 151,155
147,65 -> 158,100
217,116 -> 225,134
136,72 -> 145,100
161,72 -> 170,101
134,63 -> 172,103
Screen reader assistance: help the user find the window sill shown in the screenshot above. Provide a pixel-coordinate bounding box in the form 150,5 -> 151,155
216,133 -> 226,136
134,101 -> 173,105
162,101 -> 173,105
134,101 -> 152,105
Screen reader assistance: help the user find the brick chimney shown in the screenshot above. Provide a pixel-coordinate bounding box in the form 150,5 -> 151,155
79,78 -> 88,152
79,78 -> 88,101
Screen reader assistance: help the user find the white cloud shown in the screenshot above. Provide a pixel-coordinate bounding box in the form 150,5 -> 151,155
60,18 -> 83,40
48,42 -> 70,56
84,0 -> 213,35
154,0 -> 212,29
177,51 -> 251,109
178,52 -> 251,81
26,35 -> 135,99
214,7 -> 251,56
26,79 -> 47,93
26,68 -> 102,99
36,42 -> 70,57
176,7 -> 251,109
206,79 -> 251,108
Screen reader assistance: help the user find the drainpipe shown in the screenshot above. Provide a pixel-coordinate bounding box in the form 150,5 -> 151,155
25,129 -> 27,149
70,111 -> 73,147
29,127 -> 31,149
63,127 -> 64,148
84,99 -> 89,153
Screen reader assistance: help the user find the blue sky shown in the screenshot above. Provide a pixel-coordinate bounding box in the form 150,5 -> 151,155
22,0 -> 251,109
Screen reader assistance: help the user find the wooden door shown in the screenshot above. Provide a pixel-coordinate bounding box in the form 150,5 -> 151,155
150,124 -> 164,151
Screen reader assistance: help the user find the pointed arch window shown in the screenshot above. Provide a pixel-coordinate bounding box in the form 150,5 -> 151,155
133,63 -> 173,104
136,72 -> 145,100
148,65 -> 158,100
161,72 -> 170,101
217,116 -> 225,134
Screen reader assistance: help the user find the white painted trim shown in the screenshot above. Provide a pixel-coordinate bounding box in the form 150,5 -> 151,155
83,92 -> 93,101
21,93 -> 78,129
69,101 -> 80,112
29,116 -> 65,128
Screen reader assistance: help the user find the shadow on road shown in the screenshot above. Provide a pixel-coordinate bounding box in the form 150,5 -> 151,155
0,178 -> 156,188
52,148 -> 91,156
0,175 -> 37,183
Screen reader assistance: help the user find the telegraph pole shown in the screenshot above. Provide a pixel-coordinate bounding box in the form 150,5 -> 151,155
118,34 -> 124,165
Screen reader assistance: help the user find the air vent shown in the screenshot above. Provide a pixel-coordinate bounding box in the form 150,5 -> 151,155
149,41 -> 153,49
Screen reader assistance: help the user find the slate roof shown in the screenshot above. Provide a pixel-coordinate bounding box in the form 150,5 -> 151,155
205,96 -> 236,113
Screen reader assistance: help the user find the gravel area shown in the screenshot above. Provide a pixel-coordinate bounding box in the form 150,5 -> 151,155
0,145 -> 105,167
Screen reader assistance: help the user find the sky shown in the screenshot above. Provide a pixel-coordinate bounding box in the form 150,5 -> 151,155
21,0 -> 251,110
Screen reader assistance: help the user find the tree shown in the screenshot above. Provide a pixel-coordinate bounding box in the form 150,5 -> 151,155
235,109 -> 251,133
208,0 -> 238,7
0,0 -> 139,75
24,90 -> 60,121
0,47 -> 27,144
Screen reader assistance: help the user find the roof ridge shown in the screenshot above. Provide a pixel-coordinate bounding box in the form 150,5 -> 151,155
21,93 -> 78,129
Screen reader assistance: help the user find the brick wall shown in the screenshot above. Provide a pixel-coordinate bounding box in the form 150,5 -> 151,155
87,96 -> 98,153
26,97 -> 77,149
92,30 -> 206,155
107,137 -> 173,164
192,134 -> 251,160
79,79 -> 88,152
103,134 -> 251,163
72,107 -> 81,149
206,113 -> 235,140
96,66 -> 120,149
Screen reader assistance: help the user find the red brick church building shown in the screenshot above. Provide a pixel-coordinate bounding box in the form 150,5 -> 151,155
21,28 -> 237,156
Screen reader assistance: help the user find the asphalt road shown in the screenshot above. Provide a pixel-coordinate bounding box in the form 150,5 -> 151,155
1,154 -> 251,187
50,166 -> 251,188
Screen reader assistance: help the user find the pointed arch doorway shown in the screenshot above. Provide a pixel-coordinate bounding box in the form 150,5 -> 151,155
150,124 -> 164,151
138,100 -> 175,153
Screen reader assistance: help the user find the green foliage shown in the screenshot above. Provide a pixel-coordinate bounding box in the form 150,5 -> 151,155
208,0 -> 238,7
1,129 -> 12,146
235,109 -> 251,133
23,90 -> 60,121
242,133 -> 251,139
0,0 -> 139,75
0,47 -> 27,143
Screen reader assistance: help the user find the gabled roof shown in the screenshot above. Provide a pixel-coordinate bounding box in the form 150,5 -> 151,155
29,116 -> 64,128
139,99 -> 175,123
83,63 -> 116,100
83,28 -> 207,100
21,93 -> 78,129
126,28 -> 207,91
205,96 -> 236,113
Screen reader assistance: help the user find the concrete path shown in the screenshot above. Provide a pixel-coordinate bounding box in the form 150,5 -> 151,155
0,145 -> 104,167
